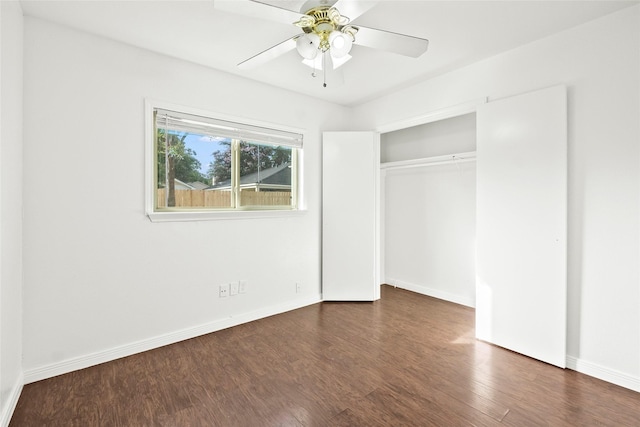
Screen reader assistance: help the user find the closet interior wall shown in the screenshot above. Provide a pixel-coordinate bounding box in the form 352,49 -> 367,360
381,113 -> 477,307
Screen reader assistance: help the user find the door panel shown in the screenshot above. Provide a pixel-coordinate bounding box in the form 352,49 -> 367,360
476,85 -> 567,367
322,132 -> 379,301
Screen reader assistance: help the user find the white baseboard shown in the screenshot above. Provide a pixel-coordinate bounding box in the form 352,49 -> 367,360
24,294 -> 322,384
20,292 -> 640,398
383,280 -> 640,394
566,355 -> 640,393
385,277 -> 475,308
1,373 -> 24,427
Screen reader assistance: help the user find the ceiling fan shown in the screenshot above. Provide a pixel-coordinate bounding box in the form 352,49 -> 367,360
215,0 -> 429,86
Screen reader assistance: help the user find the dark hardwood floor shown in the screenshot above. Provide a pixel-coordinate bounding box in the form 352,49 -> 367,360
11,285 -> 640,426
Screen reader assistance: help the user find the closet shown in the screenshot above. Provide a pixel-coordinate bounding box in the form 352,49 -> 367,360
323,86 -> 567,367
380,113 -> 477,307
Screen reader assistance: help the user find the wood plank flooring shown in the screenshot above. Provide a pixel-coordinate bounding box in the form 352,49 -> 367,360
11,285 -> 640,426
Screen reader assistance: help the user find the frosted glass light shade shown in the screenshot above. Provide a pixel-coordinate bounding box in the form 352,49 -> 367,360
329,31 -> 352,58
296,33 -> 321,60
329,53 -> 352,69
302,56 -> 324,70
302,53 -> 352,70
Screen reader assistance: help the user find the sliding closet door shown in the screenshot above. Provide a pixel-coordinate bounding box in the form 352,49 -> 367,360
322,131 -> 379,301
476,85 -> 567,367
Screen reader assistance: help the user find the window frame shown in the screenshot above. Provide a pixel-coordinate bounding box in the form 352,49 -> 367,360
145,100 -> 305,222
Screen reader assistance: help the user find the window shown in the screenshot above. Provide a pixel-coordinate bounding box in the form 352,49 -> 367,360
146,102 -> 303,221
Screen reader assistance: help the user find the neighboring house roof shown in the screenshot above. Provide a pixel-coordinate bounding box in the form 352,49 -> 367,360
209,162 -> 291,190
174,179 -> 195,190
187,181 -> 209,190
170,179 -> 209,190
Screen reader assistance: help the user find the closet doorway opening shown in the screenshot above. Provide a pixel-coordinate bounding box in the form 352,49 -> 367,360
380,111 -> 478,309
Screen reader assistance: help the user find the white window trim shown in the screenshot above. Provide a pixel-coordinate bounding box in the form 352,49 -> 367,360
145,99 -> 306,222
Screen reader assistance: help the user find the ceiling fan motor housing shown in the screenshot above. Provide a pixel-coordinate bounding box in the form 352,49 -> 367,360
298,6 -> 355,53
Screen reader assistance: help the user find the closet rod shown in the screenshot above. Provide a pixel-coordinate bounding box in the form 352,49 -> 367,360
380,151 -> 476,171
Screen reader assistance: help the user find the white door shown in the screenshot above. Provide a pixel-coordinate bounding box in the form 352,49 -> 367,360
476,85 -> 567,368
322,131 -> 380,301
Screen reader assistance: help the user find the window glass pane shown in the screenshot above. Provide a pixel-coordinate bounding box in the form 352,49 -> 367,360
237,141 -> 293,207
155,125 -> 233,210
203,136 -> 234,209
152,106 -> 299,214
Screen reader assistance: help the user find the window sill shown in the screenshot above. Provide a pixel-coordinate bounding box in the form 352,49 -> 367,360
147,209 -> 307,223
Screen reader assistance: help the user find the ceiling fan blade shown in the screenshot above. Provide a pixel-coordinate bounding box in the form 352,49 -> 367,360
355,25 -> 429,58
214,0 -> 303,25
238,37 -> 297,70
331,0 -> 378,21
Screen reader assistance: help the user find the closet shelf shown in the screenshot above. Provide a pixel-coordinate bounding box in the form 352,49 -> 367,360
380,151 -> 476,171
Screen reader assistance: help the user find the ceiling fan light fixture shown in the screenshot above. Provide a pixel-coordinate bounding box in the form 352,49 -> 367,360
342,25 -> 358,39
302,55 -> 323,71
294,15 -> 315,28
327,7 -> 349,26
329,30 -> 353,58
296,33 -> 321,59
302,52 -> 352,71
329,52 -> 352,69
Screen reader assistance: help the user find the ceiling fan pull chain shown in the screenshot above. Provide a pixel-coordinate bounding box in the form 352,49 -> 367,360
323,51 -> 327,88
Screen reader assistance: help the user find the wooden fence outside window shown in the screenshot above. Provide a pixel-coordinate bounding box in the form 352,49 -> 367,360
156,189 -> 291,208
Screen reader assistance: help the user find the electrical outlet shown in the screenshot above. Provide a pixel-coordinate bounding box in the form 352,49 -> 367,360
239,280 -> 247,294
230,282 -> 238,296
296,282 -> 301,293
219,284 -> 229,298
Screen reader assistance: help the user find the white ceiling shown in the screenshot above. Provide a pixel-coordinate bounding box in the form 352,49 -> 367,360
19,0 -> 639,106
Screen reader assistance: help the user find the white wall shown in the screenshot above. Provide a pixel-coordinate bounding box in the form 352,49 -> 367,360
0,0 -> 24,424
355,6 -> 640,391
382,114 -> 477,307
384,162 -> 476,307
380,113 -> 476,163
21,17 -> 352,380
